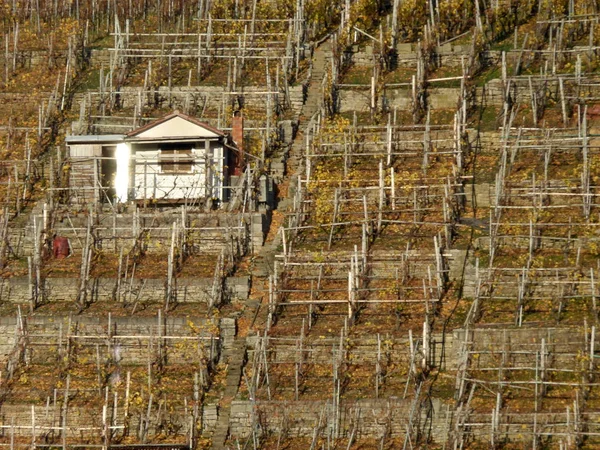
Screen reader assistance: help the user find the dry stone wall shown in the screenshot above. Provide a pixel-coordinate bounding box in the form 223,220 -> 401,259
228,398 -> 446,442
0,276 -> 249,305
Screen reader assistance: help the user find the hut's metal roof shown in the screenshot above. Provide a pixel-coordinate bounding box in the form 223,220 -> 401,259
66,134 -> 125,144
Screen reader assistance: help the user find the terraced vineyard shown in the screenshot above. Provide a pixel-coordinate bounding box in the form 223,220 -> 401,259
2,0 -> 600,449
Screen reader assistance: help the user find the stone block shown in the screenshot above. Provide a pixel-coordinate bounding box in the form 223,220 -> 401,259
428,88 -> 460,109
438,43 -> 453,53
396,43 -> 413,53
278,120 -> 297,144
225,277 -> 250,300
472,183 -> 491,208
270,158 -> 286,181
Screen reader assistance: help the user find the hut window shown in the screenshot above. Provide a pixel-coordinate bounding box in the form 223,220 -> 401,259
160,147 -> 193,174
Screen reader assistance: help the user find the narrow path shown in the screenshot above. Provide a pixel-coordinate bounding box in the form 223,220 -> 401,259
209,39 -> 330,449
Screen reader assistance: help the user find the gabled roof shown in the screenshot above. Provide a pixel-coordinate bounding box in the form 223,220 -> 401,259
125,111 -> 225,141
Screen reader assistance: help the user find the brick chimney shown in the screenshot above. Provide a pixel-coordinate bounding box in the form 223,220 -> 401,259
231,110 -> 245,176
232,110 -> 244,152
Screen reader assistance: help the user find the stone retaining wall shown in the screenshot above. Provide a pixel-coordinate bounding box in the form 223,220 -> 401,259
247,332 -> 450,369
339,87 -> 460,113
0,403 -> 192,441
449,326 -> 590,369
229,397 -> 445,441
346,43 -> 476,68
8,208 -> 268,256
0,276 -> 249,305
0,314 -> 236,342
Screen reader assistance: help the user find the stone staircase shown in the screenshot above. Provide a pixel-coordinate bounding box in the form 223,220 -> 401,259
251,42 -> 330,278
208,38 -> 331,450
283,39 -> 330,202
288,87 -> 305,114
209,337 -> 246,448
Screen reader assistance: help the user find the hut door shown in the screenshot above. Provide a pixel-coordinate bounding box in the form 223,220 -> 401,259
101,146 -> 117,202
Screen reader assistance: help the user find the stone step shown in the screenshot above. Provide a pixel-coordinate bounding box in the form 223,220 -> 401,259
252,265 -> 272,278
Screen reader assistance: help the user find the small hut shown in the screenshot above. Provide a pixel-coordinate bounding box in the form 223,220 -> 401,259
65,111 -> 244,206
